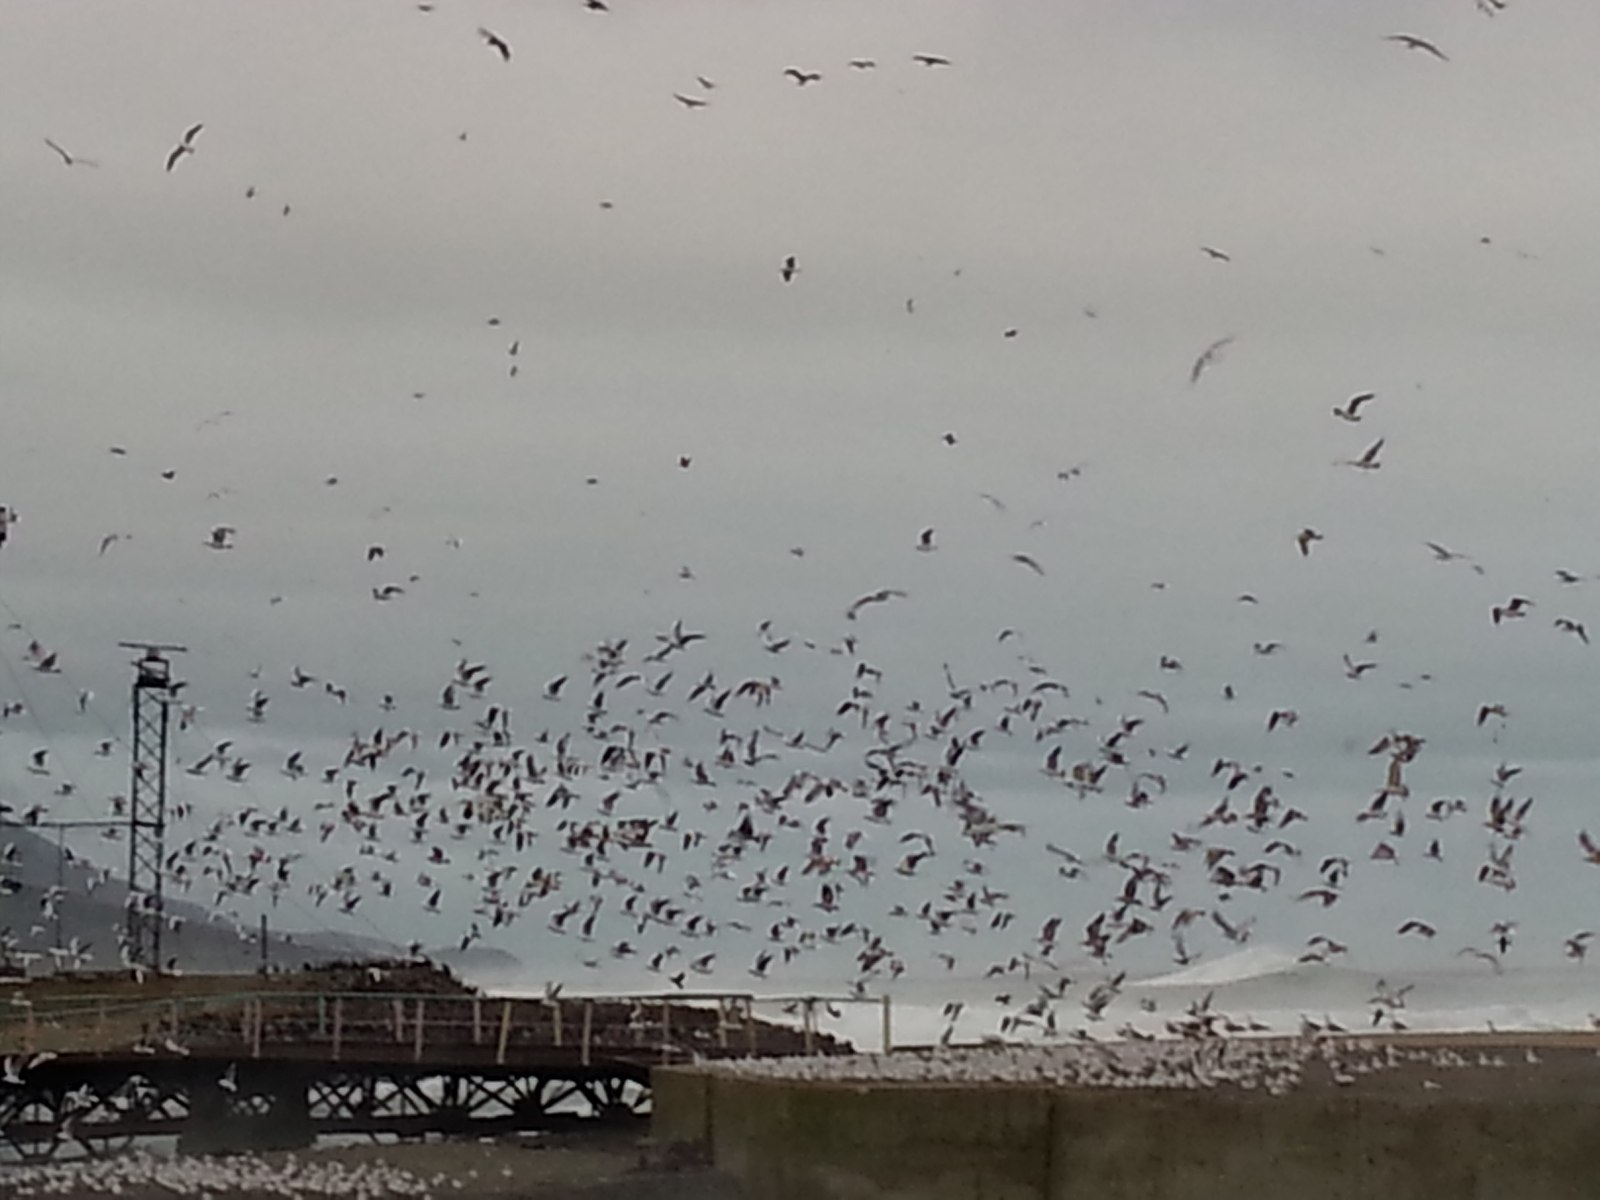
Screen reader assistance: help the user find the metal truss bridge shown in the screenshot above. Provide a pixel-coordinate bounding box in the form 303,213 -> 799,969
0,985 -> 850,1162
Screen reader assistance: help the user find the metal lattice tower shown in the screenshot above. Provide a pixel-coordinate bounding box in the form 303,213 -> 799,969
121,642 -> 186,970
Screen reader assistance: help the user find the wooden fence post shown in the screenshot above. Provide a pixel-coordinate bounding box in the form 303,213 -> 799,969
660,999 -> 672,1063
250,999 -> 263,1059
332,997 -> 344,1063
495,1000 -> 512,1066
472,997 -> 482,1046
581,1000 -> 593,1067
551,1001 -> 563,1047
882,994 -> 892,1053
413,998 -> 426,1063
392,998 -> 404,1043
803,998 -> 815,1055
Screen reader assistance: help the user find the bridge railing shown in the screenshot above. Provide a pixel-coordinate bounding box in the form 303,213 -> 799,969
0,988 -> 861,1063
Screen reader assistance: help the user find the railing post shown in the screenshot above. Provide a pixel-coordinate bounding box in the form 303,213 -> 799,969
746,998 -> 756,1055
332,997 -> 344,1063
413,998 -> 426,1063
317,995 -> 327,1037
551,1000 -> 563,1047
472,997 -> 482,1046
581,1000 -> 593,1067
496,1000 -> 512,1066
250,998 -> 263,1059
803,998 -> 815,1055
717,999 -> 728,1050
661,999 -> 672,1063
882,994 -> 892,1053
392,998 -> 404,1043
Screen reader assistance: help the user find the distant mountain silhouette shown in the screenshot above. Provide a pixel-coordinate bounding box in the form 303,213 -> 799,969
0,824 -> 495,976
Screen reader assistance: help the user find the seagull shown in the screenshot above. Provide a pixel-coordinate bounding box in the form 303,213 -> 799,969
164,123 -> 203,172
205,525 -> 236,550
911,53 -> 952,67
916,528 -> 936,552
1199,246 -> 1231,262
847,58 -> 877,69
1295,528 -> 1323,557
672,92 -> 709,109
44,138 -> 97,168
1011,553 -> 1046,576
784,68 -> 823,86
1491,596 -> 1533,624
1385,34 -> 1448,61
1555,617 -> 1590,644
1581,831 -> 1600,865
846,589 -> 908,621
1189,335 -> 1235,385
1340,438 -> 1384,470
478,27 -> 512,61
780,255 -> 799,283
1332,392 -> 1374,422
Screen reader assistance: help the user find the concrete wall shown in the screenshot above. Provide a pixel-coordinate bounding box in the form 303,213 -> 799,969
653,1068 -> 1600,1200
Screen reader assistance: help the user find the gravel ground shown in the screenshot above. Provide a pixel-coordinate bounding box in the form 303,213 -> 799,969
1,1132 -> 749,1199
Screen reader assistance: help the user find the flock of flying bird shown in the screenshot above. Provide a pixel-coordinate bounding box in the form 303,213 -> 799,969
7,0 -> 1598,1057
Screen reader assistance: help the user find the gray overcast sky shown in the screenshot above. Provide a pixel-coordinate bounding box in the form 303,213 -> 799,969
3,1 -> 1600,1000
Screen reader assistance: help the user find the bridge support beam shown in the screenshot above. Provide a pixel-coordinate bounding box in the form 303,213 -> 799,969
178,1065 -> 314,1155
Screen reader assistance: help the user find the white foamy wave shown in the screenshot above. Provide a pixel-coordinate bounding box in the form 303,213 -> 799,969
1136,945 -> 1306,989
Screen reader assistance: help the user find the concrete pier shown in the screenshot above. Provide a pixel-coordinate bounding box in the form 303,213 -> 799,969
652,1045 -> 1600,1200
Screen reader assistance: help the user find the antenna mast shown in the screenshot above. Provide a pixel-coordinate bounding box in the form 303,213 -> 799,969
120,641 -> 186,971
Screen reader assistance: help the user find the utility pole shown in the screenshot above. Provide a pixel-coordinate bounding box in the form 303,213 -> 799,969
119,642 -> 186,972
